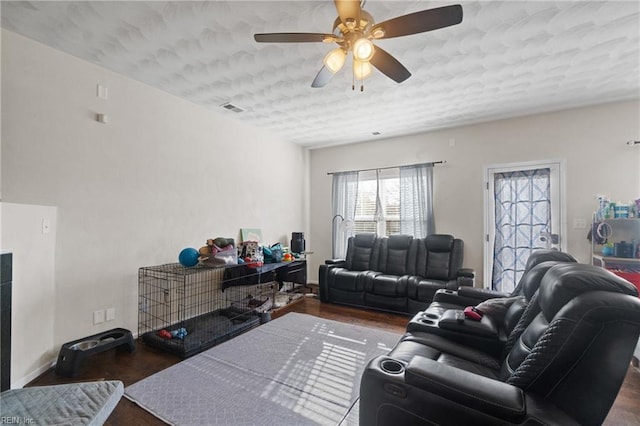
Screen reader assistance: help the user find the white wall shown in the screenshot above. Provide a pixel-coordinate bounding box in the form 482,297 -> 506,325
1,29 -> 307,382
309,100 -> 640,285
0,203 -> 57,387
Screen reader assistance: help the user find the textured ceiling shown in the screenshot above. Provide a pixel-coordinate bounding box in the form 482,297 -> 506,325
1,1 -> 639,148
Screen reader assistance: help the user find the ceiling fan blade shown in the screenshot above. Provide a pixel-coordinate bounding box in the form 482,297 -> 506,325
254,33 -> 334,43
371,4 -> 463,39
334,0 -> 361,26
311,65 -> 334,88
370,46 -> 411,83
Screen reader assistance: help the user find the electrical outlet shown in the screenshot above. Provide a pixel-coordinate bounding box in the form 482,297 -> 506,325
106,308 -> 115,321
93,310 -> 105,324
573,218 -> 587,229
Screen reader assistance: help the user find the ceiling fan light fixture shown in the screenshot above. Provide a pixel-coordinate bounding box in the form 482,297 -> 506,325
323,48 -> 347,73
345,18 -> 357,30
372,27 -> 385,39
353,59 -> 372,80
353,37 -> 374,61
254,3 -> 464,89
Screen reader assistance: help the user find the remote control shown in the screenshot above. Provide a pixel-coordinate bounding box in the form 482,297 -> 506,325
464,306 -> 483,321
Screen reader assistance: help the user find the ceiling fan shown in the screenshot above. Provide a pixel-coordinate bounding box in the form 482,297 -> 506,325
254,0 -> 463,89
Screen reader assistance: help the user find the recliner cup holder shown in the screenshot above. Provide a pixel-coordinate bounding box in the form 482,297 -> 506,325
380,359 -> 405,374
422,313 -> 439,319
419,318 -> 435,325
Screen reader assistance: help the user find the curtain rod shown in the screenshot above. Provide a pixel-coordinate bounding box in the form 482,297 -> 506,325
326,160 -> 446,176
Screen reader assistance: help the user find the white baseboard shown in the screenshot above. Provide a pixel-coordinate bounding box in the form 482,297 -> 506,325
11,358 -> 56,389
11,331 -> 142,389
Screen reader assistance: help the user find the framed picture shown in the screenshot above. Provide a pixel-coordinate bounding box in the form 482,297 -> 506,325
241,228 -> 263,243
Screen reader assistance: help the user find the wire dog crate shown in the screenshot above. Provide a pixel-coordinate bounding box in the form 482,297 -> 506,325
138,263 -> 274,358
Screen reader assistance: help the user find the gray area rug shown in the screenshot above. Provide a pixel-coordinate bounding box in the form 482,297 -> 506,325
125,312 -> 400,425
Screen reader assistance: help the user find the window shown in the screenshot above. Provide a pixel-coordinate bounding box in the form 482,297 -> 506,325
353,169 -> 400,236
331,163 -> 434,259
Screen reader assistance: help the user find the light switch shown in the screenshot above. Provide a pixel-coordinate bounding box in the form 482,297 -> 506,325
42,218 -> 51,234
97,84 -> 108,99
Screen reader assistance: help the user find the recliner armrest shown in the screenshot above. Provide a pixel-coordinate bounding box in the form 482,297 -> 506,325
457,268 -> 475,278
458,286 -> 509,300
405,357 -> 525,422
318,261 -> 345,302
432,286 -> 502,306
456,268 -> 475,287
432,286 -> 509,307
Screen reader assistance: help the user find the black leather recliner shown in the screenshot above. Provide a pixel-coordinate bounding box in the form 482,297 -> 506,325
405,260 -> 564,358
319,233 -> 381,307
360,263 -> 640,425
425,249 -> 577,317
406,235 -> 473,314
364,234 -> 416,313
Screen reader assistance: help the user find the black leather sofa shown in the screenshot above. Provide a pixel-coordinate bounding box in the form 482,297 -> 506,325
359,263 -> 640,425
319,233 -> 474,315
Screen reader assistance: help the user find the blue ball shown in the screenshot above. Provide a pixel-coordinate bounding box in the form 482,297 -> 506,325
179,247 -> 199,267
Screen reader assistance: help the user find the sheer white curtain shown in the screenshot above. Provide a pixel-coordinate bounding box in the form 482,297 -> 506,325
399,164 -> 435,237
331,171 -> 359,259
374,170 -> 387,236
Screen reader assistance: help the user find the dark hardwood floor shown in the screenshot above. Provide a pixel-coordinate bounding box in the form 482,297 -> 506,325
29,297 -> 640,425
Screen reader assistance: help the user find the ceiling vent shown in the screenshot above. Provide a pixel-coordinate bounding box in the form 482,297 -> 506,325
220,102 -> 245,113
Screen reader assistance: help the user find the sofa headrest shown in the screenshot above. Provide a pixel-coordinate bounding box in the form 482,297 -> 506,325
353,233 -> 377,248
539,263 -> 638,319
425,234 -> 454,252
556,290 -> 640,325
517,261 -> 562,300
524,250 -> 576,272
387,234 -> 413,250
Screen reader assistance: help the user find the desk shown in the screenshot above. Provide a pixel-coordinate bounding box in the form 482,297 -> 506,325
222,260 -> 307,291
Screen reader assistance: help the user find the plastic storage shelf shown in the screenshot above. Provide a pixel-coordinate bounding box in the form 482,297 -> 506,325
591,217 -> 640,295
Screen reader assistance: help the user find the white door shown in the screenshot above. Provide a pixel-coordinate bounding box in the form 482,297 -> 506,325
484,160 -> 565,291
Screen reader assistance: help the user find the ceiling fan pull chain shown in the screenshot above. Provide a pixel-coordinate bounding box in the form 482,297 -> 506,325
358,59 -> 364,91
352,65 -> 355,91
